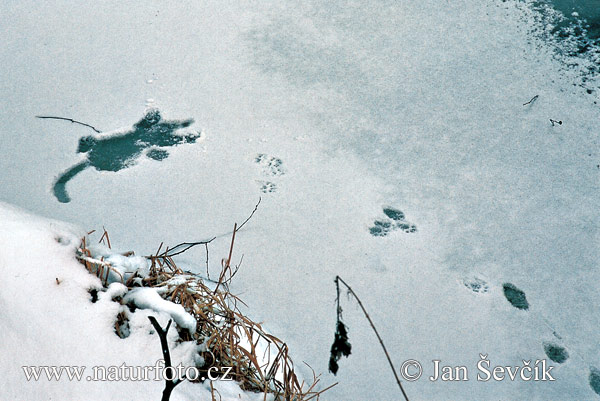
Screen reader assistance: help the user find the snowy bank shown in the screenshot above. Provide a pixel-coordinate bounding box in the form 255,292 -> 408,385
0,202 -> 299,401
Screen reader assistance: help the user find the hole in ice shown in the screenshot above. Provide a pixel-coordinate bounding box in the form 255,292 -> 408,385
52,109 -> 201,203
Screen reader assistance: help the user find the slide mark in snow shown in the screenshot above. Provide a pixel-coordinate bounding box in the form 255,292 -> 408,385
53,109 -> 201,203
502,283 -> 529,310
369,206 -> 417,237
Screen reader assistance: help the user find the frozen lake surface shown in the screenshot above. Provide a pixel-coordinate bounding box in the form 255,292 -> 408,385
1,1 -> 599,400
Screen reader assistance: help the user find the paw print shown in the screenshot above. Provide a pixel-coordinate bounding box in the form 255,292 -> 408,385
254,154 -> 284,194
258,181 -> 277,193
369,207 -> 417,237
255,154 -> 285,177
462,277 -> 490,294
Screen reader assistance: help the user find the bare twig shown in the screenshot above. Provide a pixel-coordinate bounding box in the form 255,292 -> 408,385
159,237 -> 217,258
222,254 -> 244,287
156,198 -> 260,263
334,276 -> 409,401
78,222 -> 329,400
205,242 -> 210,279
523,95 -> 539,106
236,197 -> 261,232
148,317 -> 185,401
36,115 -> 101,133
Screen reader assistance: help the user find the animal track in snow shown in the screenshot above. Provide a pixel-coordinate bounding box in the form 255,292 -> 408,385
543,342 -> 569,364
258,181 -> 277,194
255,154 -> 285,177
590,368 -> 600,396
369,206 -> 417,237
254,154 -> 284,193
462,277 -> 490,294
502,283 -> 529,310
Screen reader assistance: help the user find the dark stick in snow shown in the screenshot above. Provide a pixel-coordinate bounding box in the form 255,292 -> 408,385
35,115 -> 102,133
236,197 -> 261,232
550,119 -> 563,126
522,95 -> 539,106
148,317 -> 185,401
160,237 -> 217,258
332,275 -> 410,401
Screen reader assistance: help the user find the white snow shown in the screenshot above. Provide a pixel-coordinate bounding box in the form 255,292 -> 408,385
1,0 -> 599,400
0,203 -> 264,400
123,288 -> 197,334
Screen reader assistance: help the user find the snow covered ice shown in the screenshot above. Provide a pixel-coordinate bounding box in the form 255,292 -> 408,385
1,0 -> 599,400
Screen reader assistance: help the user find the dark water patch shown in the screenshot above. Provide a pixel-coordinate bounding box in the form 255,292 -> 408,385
502,283 -> 529,310
543,342 -> 569,363
52,109 -> 200,203
548,0 -> 600,40
527,0 -> 600,89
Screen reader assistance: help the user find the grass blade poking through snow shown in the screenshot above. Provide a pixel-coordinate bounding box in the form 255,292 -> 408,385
330,275 -> 410,401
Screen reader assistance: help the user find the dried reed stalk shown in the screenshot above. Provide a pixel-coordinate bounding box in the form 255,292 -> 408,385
76,230 -> 332,400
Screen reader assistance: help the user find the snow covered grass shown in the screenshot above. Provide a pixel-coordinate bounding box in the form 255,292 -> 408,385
0,202 -> 333,400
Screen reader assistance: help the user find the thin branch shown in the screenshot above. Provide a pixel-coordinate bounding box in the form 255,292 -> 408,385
335,276 -> 409,401
159,237 -> 217,258
236,197 -> 261,232
158,198 -> 259,261
223,254 -> 244,286
205,242 -> 210,279
148,317 -> 185,401
215,223 -> 237,294
36,115 -> 101,133
522,95 -> 539,106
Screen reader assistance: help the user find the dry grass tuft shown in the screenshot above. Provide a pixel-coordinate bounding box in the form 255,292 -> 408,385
76,228 -> 334,400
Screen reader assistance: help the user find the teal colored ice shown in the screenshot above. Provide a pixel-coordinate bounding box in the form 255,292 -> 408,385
53,110 -> 200,203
